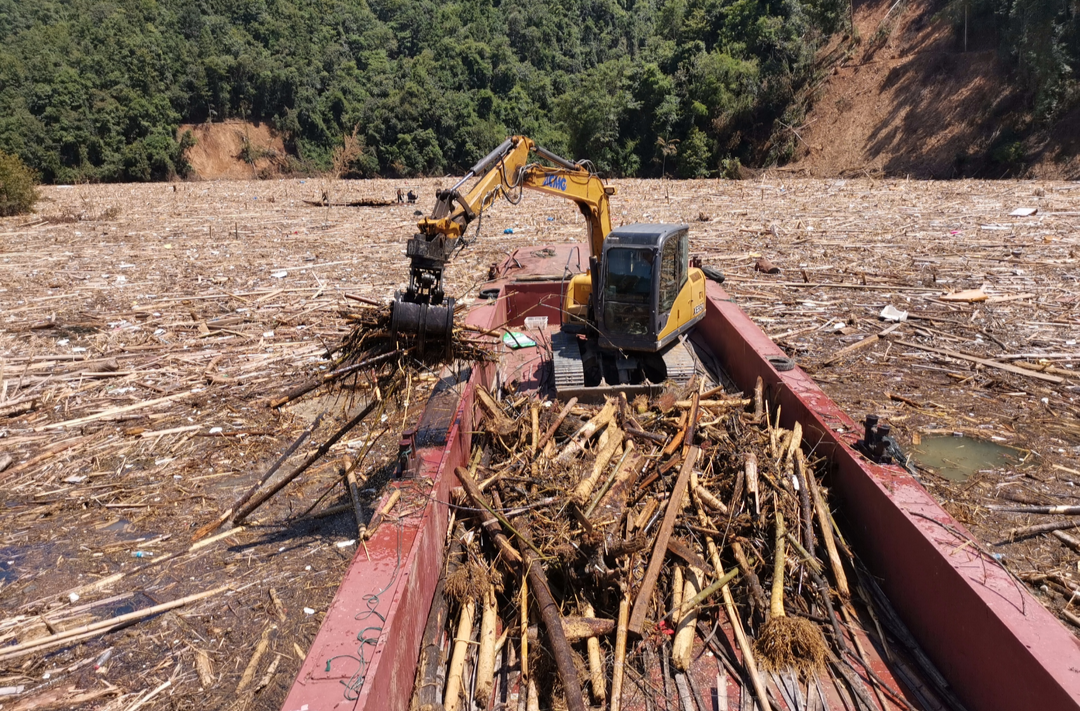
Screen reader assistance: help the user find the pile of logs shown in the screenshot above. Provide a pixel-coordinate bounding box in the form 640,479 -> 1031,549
410,379 -> 930,711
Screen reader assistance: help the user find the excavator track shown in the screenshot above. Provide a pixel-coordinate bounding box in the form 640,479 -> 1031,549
659,338 -> 702,383
550,331 -> 586,390
550,331 -> 705,399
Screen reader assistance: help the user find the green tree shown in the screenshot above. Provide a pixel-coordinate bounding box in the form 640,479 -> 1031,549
0,150 -> 39,216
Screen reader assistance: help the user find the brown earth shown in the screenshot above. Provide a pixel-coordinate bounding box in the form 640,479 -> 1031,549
177,121 -> 289,181
790,0 -> 1080,179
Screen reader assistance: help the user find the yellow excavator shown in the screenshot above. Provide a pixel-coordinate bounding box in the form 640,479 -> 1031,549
391,135 -> 709,391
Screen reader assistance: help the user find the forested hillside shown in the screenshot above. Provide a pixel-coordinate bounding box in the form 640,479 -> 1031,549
0,0 -> 849,182
0,0 -> 1076,183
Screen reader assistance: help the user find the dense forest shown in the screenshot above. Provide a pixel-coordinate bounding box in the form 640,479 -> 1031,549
0,0 -> 1075,183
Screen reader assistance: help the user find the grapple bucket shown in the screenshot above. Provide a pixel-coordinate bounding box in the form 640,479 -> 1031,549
389,298 -> 456,359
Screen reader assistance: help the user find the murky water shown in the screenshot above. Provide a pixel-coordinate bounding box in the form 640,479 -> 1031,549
911,435 -> 1023,481
0,547 -> 19,584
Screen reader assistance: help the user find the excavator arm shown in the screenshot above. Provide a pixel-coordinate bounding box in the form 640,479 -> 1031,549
401,135 -> 615,306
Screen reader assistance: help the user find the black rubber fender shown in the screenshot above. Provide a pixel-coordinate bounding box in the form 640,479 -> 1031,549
701,265 -> 725,284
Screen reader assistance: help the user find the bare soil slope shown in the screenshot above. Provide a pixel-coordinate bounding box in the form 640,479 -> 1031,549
177,121 -> 288,181
792,0 -> 1080,178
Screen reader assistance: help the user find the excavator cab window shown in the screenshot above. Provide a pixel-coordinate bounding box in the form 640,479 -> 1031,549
604,248 -> 654,303
602,247 -> 654,337
658,236 -> 679,312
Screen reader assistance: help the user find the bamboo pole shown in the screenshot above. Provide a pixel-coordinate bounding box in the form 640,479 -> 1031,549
444,600 -> 476,711
673,567 -> 700,671
696,500 -> 771,711
0,585 -> 231,661
476,585 -> 498,703
800,450 -> 849,597
234,396 -> 383,523
609,590 -> 631,711
584,603 -> 606,702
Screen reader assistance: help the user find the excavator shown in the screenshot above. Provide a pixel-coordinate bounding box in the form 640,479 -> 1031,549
390,135 -> 709,393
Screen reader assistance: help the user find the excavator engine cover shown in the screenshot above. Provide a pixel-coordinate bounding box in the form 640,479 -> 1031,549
390,298 -> 456,359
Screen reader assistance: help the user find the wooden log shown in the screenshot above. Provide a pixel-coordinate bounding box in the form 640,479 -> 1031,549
536,397 -> 578,451
236,624 -> 276,692
682,391 -> 700,457
989,504 -> 1080,515
360,489 -> 400,540
628,446 -> 700,635
663,411 -> 689,456
345,456 -> 365,538
695,483 -> 728,514
1053,529 -> 1080,552
793,446 -> 816,559
673,398 -> 752,409
573,426 -> 624,504
626,426 -> 667,444
1006,518 -> 1080,540
525,616 -> 617,642
822,322 -> 902,366
455,466 -> 523,566
39,390 -> 196,430
695,507 -> 771,711
531,400 -> 540,454
520,572 -> 529,695
584,604 -> 606,702
476,385 -> 517,436
673,567 -> 702,671
895,340 -> 1064,384
555,400 -> 617,464
800,450 -> 849,598
233,398 -> 380,523
745,452 -> 760,515
753,376 -> 764,422
412,535 -> 458,711
666,537 -> 711,573
592,447 -> 644,523
521,546 -> 587,711
731,540 -> 769,616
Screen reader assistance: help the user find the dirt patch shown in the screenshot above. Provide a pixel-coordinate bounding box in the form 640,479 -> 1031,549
791,0 -> 1080,178
178,121 -> 289,181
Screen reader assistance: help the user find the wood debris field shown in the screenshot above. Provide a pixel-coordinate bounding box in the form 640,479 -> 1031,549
0,176 -> 1078,709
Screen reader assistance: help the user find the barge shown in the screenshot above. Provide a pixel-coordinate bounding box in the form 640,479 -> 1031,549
281,242 -> 1080,711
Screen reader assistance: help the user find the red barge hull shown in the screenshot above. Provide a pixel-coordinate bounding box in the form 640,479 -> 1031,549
282,244 -> 1080,711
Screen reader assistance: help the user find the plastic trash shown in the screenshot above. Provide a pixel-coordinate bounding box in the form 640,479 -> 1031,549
879,305 -> 908,322
502,332 -> 536,349
503,228 -> 514,234
94,648 -> 113,671
131,550 -> 153,558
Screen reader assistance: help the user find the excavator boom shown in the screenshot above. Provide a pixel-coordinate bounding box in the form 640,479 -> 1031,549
400,135 -> 614,306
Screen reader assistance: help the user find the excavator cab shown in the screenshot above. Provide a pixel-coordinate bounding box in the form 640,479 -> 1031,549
595,224 -> 705,352
554,224 -> 707,394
